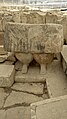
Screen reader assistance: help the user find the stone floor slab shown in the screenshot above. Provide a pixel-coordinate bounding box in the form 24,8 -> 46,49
0,88 -> 9,109
11,83 -> 44,95
4,91 -> 43,108
31,95 -> 67,119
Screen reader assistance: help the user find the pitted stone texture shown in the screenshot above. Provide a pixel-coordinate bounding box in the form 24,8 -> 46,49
46,11 -> 67,44
4,106 -> 31,119
0,65 -> 15,87
0,88 -> 9,108
0,12 -> 4,32
31,95 -> 67,119
33,53 -> 54,64
21,11 -> 46,24
4,23 -> 63,53
0,32 -> 4,45
4,91 -> 43,108
11,83 -> 44,95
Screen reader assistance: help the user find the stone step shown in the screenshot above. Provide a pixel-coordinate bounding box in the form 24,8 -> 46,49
61,45 -> 67,75
15,66 -> 46,83
46,60 -> 67,98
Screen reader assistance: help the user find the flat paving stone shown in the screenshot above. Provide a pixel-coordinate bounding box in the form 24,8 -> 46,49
0,88 -> 9,108
0,65 -> 15,87
31,95 -> 67,119
11,83 -> 44,95
5,106 -> 31,119
46,60 -> 67,98
4,91 -> 43,108
0,106 -> 31,119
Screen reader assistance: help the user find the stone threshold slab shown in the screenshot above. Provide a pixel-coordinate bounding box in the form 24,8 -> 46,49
15,66 -> 46,83
31,95 -> 67,119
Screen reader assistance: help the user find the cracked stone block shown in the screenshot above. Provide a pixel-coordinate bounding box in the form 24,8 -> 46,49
4,22 -> 63,53
0,88 -> 9,108
0,65 -> 15,87
61,45 -> 67,75
11,83 -> 44,95
4,91 -> 43,108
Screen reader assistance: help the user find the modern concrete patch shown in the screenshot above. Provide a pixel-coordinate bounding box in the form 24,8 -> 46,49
31,95 -> 67,119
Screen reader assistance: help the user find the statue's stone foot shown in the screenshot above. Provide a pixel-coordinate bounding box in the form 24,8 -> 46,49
40,64 -> 46,75
22,64 -> 28,74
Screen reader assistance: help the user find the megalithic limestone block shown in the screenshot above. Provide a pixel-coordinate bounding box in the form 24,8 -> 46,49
4,22 -> 63,74
4,22 -> 63,53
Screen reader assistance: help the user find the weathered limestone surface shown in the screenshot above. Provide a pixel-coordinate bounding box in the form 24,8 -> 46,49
4,22 -> 63,53
0,46 -> 7,55
0,88 -> 9,108
31,95 -> 67,119
46,11 -> 67,44
0,12 -> 4,31
11,83 -> 44,95
0,106 -> 31,119
61,45 -> 67,75
4,91 -> 43,108
0,65 -> 15,87
0,32 -> 4,45
21,11 -> 46,24
15,61 -> 23,71
4,106 -> 31,119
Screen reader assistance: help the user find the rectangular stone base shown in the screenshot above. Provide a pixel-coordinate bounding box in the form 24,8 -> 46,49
15,66 -> 46,83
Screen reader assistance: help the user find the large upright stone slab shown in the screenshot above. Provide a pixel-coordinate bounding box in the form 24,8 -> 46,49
4,22 -> 63,53
61,45 -> 67,75
0,65 -> 15,87
31,95 -> 67,119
